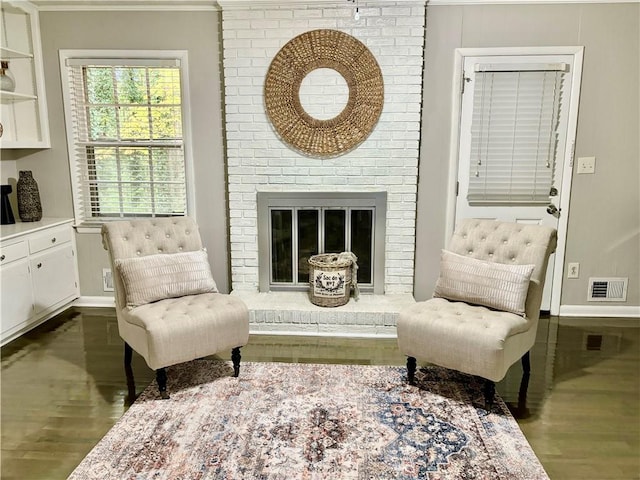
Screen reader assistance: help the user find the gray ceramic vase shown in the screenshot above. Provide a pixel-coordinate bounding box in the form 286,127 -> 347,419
17,170 -> 43,222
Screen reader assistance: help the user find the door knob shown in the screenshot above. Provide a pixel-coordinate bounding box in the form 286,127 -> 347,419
546,204 -> 560,216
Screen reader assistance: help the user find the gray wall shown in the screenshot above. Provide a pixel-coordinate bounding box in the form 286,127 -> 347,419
415,3 -> 639,306
27,10 -> 231,294
14,4 -> 639,308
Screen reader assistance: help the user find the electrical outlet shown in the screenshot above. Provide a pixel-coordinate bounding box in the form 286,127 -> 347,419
577,157 -> 596,174
567,262 -> 580,279
102,268 -> 114,292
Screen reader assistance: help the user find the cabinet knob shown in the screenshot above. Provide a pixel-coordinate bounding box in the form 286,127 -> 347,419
51,237 -> 57,243
37,262 -> 42,268
0,254 -> 5,261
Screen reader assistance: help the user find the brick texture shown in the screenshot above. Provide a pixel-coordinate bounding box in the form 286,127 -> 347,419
222,2 -> 426,294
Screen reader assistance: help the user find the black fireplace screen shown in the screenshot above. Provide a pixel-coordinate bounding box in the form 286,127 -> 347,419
270,207 -> 374,287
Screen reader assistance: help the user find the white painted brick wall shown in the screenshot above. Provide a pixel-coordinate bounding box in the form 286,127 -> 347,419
221,1 -> 426,294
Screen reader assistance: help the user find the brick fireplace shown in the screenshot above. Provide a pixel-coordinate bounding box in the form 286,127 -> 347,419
219,0 -> 426,334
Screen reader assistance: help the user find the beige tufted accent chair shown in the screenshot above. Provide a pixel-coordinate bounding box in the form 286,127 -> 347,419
397,219 -> 557,406
102,217 -> 250,399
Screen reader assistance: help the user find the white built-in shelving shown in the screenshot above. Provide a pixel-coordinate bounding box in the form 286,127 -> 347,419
0,1 -> 50,148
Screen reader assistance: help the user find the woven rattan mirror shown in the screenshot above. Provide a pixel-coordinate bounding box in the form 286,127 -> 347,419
264,29 -> 384,157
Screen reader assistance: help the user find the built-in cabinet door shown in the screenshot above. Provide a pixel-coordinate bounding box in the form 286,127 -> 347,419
1,259 -> 34,333
31,244 -> 77,315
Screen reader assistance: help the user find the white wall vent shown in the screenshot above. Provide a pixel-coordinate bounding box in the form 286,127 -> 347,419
102,268 -> 114,292
587,277 -> 628,302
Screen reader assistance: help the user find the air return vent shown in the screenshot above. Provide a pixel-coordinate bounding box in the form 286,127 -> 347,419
587,277 -> 627,302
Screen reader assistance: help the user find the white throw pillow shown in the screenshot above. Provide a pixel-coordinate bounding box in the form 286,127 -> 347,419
115,249 -> 218,308
433,250 -> 534,315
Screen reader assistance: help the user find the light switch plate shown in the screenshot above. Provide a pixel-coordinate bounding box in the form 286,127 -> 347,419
577,156 -> 596,174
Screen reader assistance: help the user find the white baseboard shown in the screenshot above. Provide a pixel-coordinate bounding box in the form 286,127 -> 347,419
74,296 -> 116,308
249,328 -> 397,338
559,304 -> 640,318
73,297 -> 640,320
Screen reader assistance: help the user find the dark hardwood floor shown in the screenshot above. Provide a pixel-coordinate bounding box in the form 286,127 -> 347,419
1,308 -> 638,479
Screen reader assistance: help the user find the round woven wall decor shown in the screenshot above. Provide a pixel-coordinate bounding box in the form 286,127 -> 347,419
264,29 -> 384,157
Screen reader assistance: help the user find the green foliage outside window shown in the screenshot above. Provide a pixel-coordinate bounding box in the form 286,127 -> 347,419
81,65 -> 185,217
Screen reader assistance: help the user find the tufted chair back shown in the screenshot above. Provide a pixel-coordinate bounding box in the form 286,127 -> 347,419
101,217 -> 204,312
447,218 -> 557,323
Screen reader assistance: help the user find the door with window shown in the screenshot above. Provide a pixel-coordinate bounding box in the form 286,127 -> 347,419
455,50 -> 583,312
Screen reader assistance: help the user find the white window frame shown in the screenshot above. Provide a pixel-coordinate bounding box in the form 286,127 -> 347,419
59,50 -> 196,231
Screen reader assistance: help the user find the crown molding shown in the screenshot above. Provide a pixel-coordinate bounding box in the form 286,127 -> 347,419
428,0 -> 638,4
33,0 -> 427,12
30,0 -> 639,11
217,0 -> 427,9
32,0 -> 219,11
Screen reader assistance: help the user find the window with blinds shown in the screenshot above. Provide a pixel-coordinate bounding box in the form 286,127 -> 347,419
468,63 -> 567,204
62,55 -> 188,223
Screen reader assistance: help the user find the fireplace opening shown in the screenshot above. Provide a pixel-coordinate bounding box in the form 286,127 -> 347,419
271,207 -> 373,284
258,192 -> 386,294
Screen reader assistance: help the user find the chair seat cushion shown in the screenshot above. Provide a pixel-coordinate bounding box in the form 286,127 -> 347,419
397,297 -> 536,381
122,292 -> 249,370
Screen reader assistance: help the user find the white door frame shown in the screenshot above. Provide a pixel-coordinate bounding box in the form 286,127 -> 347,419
445,46 -> 584,315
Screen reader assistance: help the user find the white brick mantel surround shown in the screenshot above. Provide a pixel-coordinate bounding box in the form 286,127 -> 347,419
220,0 -> 426,334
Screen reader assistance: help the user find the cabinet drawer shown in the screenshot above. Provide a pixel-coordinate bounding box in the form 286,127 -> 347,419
28,226 -> 72,254
0,240 -> 29,265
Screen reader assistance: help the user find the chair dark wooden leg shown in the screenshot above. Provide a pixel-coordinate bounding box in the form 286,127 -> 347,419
231,347 -> 241,377
515,365 -> 531,417
123,343 -> 136,405
124,342 -> 133,367
407,356 -> 417,385
510,350 -> 532,417
156,368 -> 169,399
521,351 -> 531,375
483,379 -> 495,410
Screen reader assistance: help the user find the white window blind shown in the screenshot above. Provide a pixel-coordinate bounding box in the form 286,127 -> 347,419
468,64 -> 567,204
64,57 -> 187,223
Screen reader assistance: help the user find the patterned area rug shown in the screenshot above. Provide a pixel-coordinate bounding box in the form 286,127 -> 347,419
68,360 -> 548,479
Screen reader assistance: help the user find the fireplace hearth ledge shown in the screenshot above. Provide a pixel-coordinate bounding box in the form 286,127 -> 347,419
231,291 -> 416,338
